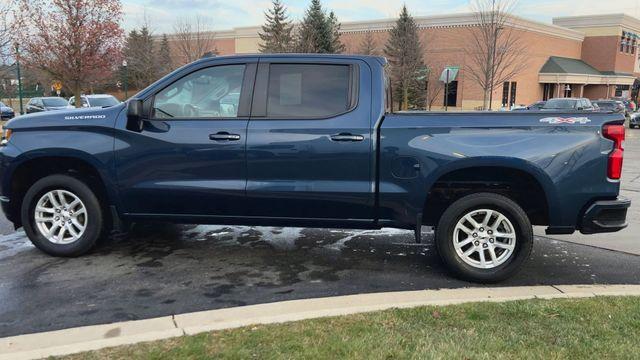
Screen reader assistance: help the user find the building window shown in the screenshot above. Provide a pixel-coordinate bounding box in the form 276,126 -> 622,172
510,82 -> 517,106
443,81 -> 458,107
621,35 -> 626,52
633,40 -> 636,54
502,82 -> 509,107
501,81 -> 517,108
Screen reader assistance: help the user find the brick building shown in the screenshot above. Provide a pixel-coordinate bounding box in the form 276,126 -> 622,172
168,13 -> 640,110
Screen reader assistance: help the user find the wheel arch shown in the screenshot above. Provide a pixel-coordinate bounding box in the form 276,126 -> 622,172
6,150 -> 118,226
420,158 -> 558,227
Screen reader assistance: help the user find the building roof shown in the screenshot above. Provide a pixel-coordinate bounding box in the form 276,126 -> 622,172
540,56 -> 602,75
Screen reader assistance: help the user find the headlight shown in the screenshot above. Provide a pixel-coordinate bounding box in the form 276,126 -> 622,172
1,128 -> 12,146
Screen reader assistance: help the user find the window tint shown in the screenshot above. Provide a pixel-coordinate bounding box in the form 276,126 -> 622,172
266,64 -> 353,118
153,65 -> 245,119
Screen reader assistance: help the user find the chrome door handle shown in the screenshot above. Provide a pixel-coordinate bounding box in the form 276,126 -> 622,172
330,133 -> 364,142
210,132 -> 241,141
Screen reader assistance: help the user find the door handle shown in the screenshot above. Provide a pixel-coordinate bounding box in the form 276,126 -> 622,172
210,132 -> 241,141
330,133 -> 365,142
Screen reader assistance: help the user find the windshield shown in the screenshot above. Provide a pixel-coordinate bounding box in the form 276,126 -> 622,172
543,99 -> 577,109
42,98 -> 68,107
594,102 -> 615,109
89,96 -> 119,108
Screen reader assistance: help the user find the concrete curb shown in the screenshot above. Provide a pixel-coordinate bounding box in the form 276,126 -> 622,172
2,284 -> 640,360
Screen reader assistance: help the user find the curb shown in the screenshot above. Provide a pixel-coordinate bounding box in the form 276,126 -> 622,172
2,284 -> 640,359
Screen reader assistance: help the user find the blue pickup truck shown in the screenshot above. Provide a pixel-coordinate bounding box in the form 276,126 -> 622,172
0,54 -> 630,282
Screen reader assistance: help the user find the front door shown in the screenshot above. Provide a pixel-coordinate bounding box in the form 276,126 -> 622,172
246,59 -> 374,220
115,61 -> 255,217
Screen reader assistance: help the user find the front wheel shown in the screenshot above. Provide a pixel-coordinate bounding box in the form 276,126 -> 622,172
435,193 -> 533,283
21,174 -> 104,257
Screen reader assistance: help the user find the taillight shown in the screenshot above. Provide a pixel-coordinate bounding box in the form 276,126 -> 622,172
603,124 -> 625,180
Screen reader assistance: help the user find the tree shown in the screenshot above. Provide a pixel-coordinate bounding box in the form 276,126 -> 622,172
259,0 -> 294,53
327,11 -> 345,53
124,27 -> 157,89
465,0 -> 528,110
358,31 -> 378,55
173,16 -> 216,64
156,34 -> 174,76
296,0 -> 344,53
0,0 -> 16,73
384,5 -> 425,110
16,0 -> 124,108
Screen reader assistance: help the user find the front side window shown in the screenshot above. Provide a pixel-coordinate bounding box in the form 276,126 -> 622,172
266,64 -> 353,118
154,65 -> 245,119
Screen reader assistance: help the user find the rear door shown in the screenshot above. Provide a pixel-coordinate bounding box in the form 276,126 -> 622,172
115,59 -> 256,217
246,58 -> 374,221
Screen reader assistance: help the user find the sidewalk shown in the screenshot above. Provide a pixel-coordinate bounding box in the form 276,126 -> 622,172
3,284 -> 640,360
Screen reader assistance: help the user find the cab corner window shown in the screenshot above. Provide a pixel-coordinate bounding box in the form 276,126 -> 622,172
153,64 -> 245,119
266,64 -> 354,118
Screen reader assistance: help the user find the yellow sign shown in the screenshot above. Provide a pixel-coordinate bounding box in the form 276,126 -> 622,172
52,81 -> 62,92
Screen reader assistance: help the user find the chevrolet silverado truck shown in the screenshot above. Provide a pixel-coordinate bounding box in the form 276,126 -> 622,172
0,55 -> 631,282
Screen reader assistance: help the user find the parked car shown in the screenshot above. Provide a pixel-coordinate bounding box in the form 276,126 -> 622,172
0,101 -> 15,121
512,101 -> 546,111
542,98 -> 595,111
0,54 -> 630,283
26,97 -> 69,114
630,112 -> 640,129
67,94 -> 120,109
593,100 -> 626,114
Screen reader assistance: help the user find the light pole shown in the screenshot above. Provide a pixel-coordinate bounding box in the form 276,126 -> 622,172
122,60 -> 128,100
14,44 -> 24,115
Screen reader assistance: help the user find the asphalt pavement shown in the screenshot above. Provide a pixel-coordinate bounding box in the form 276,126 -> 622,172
1,128 -> 639,338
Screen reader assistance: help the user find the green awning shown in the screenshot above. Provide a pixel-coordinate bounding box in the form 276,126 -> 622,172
540,56 -> 602,75
439,66 -> 459,83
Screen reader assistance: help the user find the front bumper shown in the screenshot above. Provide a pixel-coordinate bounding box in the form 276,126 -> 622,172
579,197 -> 631,234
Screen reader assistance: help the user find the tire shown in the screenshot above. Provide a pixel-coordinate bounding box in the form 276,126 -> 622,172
434,192 -> 533,283
21,174 -> 104,257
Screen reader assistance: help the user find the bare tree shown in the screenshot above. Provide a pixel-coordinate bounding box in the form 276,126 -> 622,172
173,16 -> 217,64
358,31 -> 378,55
0,0 -> 16,75
465,0 -> 528,110
424,66 -> 444,110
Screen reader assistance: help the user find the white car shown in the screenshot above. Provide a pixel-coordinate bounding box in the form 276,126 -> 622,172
67,94 -> 120,109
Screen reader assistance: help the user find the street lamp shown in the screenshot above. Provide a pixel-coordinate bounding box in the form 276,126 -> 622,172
14,44 -> 24,115
122,60 -> 128,100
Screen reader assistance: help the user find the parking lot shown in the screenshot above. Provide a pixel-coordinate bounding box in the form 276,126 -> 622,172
0,129 -> 639,339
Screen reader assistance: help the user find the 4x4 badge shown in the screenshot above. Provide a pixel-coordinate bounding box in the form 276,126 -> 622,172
540,117 -> 591,124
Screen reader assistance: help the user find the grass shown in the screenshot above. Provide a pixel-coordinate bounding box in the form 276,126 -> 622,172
61,296 -> 640,360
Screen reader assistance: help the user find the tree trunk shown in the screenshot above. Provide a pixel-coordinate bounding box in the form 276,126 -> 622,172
74,83 -> 82,108
402,86 -> 409,111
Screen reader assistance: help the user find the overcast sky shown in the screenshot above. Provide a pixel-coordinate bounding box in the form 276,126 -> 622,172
122,0 -> 640,33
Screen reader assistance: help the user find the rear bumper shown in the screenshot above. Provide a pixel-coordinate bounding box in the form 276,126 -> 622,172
579,197 -> 631,234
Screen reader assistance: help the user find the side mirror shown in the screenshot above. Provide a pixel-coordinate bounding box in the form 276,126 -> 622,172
126,99 -> 145,132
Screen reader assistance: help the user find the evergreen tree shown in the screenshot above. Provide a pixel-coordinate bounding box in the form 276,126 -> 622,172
296,0 -> 329,53
359,31 -> 377,55
156,34 -> 174,76
296,0 -> 343,53
124,26 -> 158,89
384,5 -> 425,110
259,0 -> 294,53
327,11 -> 345,53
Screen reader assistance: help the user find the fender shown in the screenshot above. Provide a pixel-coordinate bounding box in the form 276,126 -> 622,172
4,148 -> 122,212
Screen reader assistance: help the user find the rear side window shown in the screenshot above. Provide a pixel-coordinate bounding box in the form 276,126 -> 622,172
266,64 -> 354,118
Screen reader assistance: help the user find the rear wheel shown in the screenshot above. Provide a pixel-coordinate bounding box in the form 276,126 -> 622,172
435,193 -> 533,283
21,174 -> 104,257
